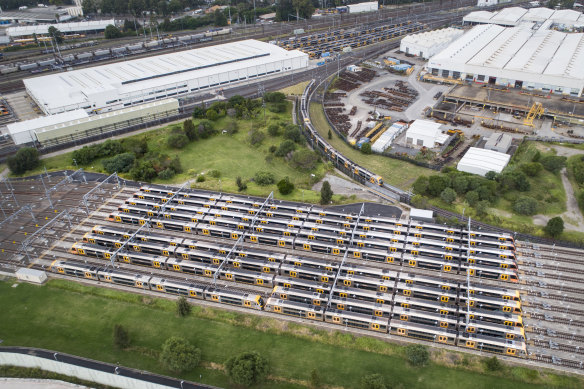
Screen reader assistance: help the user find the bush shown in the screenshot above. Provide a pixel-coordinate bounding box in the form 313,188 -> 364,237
361,373 -> 386,389
226,351 -> 269,387
320,181 -> 333,204
361,142 -> 372,154
483,356 -> 503,372
192,106 -> 206,119
176,296 -> 191,317
275,140 -> 297,157
521,162 -> 543,177
206,108 -> 219,121
254,171 -> 275,186
130,160 -> 157,181
475,200 -> 490,216
249,130 -> 266,146
159,337 -> 201,373
263,91 -> 286,103
7,147 -> 40,175
284,125 -> 304,143
277,177 -> 294,195
269,145 -> 277,153
196,175 -> 206,182
452,175 -> 468,194
183,119 -> 198,141
99,139 -> 124,157
122,137 -> 148,157
328,129 -> 332,139
291,149 -> 319,171
267,124 -> 280,136
157,168 -> 175,180
236,176 -> 247,191
428,175 -> 449,197
102,152 -> 135,174
405,344 -> 429,367
540,155 -> 567,173
167,133 -> 189,149
113,324 -> 129,349
440,187 -> 456,204
513,196 -> 537,215
544,216 -> 564,238
208,169 -> 221,178
412,176 -> 429,195
197,120 -> 215,139
72,146 -> 98,166
267,102 -> 287,113
104,24 -> 122,39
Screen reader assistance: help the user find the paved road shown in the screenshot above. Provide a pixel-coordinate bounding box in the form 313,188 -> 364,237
0,379 -> 88,389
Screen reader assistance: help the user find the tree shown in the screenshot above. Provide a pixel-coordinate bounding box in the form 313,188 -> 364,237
47,26 -> 63,44
291,149 -> 319,171
284,125 -> 304,143
361,142 -> 372,154
168,0 -> 182,13
249,130 -> 266,146
452,175 -> 468,194
206,108 -> 219,121
82,0 -> 96,15
309,369 -> 322,389
464,191 -> 479,206
113,324 -> 130,349
475,200 -> 490,216
328,129 -> 332,139
197,120 -> 215,139
513,196 -> 537,216
361,373 -> 386,389
159,337 -> 201,373
130,160 -> 157,181
7,147 -> 40,175
277,177 -> 294,195
544,216 -> 564,238
176,297 -> 191,317
440,187 -> 456,204
483,356 -> 503,372
128,0 -> 145,16
412,175 -> 429,195
540,155 -> 567,173
521,162 -> 543,177
214,9 -> 228,26
192,106 -> 206,119
292,0 -> 314,19
320,181 -> 333,204
254,171 -> 275,186
236,176 -> 247,191
405,344 -> 430,367
102,152 -> 135,173
226,351 -> 269,387
167,133 -> 189,149
183,119 -> 197,141
275,140 -> 296,157
485,171 -> 498,181
427,175 -> 449,197
104,24 -> 122,39
267,124 -> 280,136
264,92 -> 286,103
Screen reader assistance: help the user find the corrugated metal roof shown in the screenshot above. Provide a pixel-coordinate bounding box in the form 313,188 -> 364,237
7,110 -> 88,135
7,20 -> 114,37
457,147 -> 510,175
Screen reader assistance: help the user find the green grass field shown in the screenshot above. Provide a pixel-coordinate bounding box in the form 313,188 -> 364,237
1,279 -> 581,389
309,103 -> 436,190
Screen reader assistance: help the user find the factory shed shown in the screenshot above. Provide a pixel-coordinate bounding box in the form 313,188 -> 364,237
484,132 -> 512,153
15,268 -> 47,284
400,28 -> 464,59
457,147 -> 511,176
405,120 -> 447,148
371,122 -> 408,153
7,110 -> 89,145
347,2 -> 378,13
6,20 -> 114,38
24,39 -> 308,115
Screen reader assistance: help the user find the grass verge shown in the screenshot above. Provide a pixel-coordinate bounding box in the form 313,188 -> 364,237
0,279 -> 581,389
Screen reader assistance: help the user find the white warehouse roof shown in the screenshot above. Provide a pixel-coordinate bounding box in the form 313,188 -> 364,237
7,20 -> 114,37
24,39 -> 308,114
406,120 -> 442,139
7,110 -> 88,144
464,7 -> 584,27
457,147 -> 511,176
400,28 -> 464,59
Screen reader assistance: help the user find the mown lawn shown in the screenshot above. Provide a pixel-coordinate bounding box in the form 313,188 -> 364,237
309,102 -> 436,190
0,280 -> 581,389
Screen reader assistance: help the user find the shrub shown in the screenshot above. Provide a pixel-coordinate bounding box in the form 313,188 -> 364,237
452,175 -> 468,194
226,351 -> 269,387
521,162 -> 543,177
475,200 -> 490,216
540,155 -> 567,173
254,171 -> 275,186
291,149 -> 319,171
197,120 -> 215,139
428,175 -> 449,197
7,147 -> 40,175
267,124 -> 280,136
205,108 -> 219,121
104,24 -> 122,39
284,125 -> 304,143
157,168 -> 175,180
361,142 -> 372,154
328,129 -> 332,139
405,344 -> 429,367
130,160 -> 157,181
544,216 -> 564,238
99,139 -> 124,157
176,296 -> 191,317
196,175 -> 206,182
267,102 -> 287,113
263,91 -> 286,103
275,140 -> 297,157
320,181 -> 333,204
361,373 -> 386,389
208,169 -> 221,178
236,176 -> 247,191
249,130 -> 266,146
192,106 -> 206,119
72,146 -> 98,166
277,177 -> 294,195
102,152 -> 135,174
412,176 -> 429,195
113,324 -> 130,349
122,137 -> 148,157
159,337 -> 201,373
167,133 -> 189,149
183,119 -> 198,141
269,145 -> 277,153
513,196 -> 537,215
483,356 -> 503,372
440,187 -> 456,204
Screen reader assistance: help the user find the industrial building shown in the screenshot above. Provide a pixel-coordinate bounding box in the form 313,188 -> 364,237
347,2 -> 378,13
6,20 -> 114,39
463,7 -> 584,27
457,147 -> 510,176
0,6 -> 74,23
371,121 -> 408,153
426,21 -> 584,97
484,132 -> 512,153
7,99 -> 179,146
405,120 -> 449,148
24,39 -> 308,115
400,28 -> 464,59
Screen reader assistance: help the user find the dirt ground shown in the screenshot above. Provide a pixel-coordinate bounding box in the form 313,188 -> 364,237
312,172 -> 392,203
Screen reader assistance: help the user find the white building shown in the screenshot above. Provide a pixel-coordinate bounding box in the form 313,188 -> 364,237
426,22 -> 584,96
405,120 -> 448,148
463,6 -> 584,27
347,2 -> 378,13
484,132 -> 512,153
371,121 -> 408,153
7,110 -> 88,145
400,28 -> 464,59
7,20 -> 114,38
457,147 -> 511,176
24,40 -> 308,115
15,268 -> 47,284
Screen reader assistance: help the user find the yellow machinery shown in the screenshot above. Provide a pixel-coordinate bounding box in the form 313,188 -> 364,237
523,102 -> 544,126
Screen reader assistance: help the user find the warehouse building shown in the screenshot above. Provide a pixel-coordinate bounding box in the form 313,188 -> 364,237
405,120 -> 449,148
24,39 -> 308,115
400,28 -> 464,59
463,7 -> 584,27
7,99 -> 179,146
6,20 -> 114,39
371,121 -> 408,153
484,132 -> 512,153
347,2 -> 378,13
426,22 -> 584,97
457,147 -> 510,176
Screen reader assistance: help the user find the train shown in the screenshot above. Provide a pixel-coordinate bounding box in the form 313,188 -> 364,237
0,28 -> 232,75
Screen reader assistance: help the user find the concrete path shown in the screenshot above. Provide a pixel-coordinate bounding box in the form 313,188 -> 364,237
312,173 -> 381,202
0,379 -> 88,389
